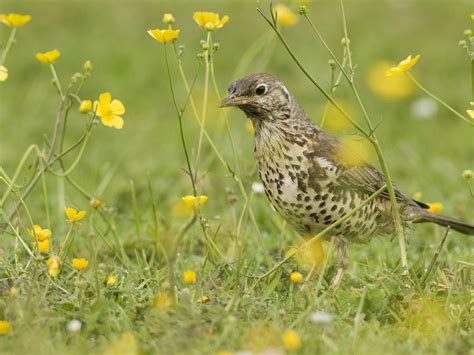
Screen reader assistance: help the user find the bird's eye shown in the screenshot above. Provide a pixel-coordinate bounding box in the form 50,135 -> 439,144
255,84 -> 267,96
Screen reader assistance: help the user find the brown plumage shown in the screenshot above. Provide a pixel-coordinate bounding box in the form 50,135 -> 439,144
219,73 -> 474,249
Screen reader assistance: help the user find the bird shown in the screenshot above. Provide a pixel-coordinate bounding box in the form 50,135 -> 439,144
219,73 -> 474,280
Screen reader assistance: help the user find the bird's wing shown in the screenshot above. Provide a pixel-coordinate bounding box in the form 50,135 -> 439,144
313,132 -> 425,208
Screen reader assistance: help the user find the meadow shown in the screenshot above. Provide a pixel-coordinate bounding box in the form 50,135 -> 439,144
0,0 -> 473,354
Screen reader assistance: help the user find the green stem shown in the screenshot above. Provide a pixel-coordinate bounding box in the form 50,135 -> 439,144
0,28 -> 17,66
49,64 -> 64,99
163,43 -> 197,196
471,59 -> 474,102
194,32 -> 212,186
407,72 -> 473,126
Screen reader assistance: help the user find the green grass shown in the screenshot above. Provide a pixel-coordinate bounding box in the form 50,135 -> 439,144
0,0 -> 473,354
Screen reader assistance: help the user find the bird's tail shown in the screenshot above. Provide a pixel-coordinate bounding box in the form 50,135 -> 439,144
414,211 -> 474,235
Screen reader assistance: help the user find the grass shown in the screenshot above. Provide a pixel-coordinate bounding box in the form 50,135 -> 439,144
0,0 -> 473,354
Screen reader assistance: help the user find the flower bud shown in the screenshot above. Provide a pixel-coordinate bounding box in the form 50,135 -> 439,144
459,40 -> 468,49
83,60 -> 93,72
163,13 -> 175,25
196,52 -> 204,61
201,42 -> 209,51
213,42 -> 220,51
79,100 -> 92,113
204,22 -> 215,31
462,169 -> 473,180
341,37 -> 351,46
328,59 -> 337,69
464,29 -> 473,37
298,5 -> 309,15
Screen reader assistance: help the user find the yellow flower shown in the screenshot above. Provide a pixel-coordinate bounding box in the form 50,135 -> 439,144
79,100 -> 92,113
94,92 -> 125,129
337,135 -> 373,167
182,195 -> 208,208
28,224 -> 52,241
197,295 -> 210,303
163,13 -> 175,24
290,271 -> 303,284
35,49 -> 61,65
427,202 -> 443,214
183,270 -> 197,285
0,13 -> 31,28
106,275 -> 117,286
64,207 -> 86,223
467,102 -> 474,119
287,238 -> 326,271
147,28 -> 180,43
386,54 -> 420,76
0,66 -> 8,82
72,258 -> 89,271
37,239 -> 49,254
153,291 -> 173,310
46,256 -> 61,277
104,333 -> 139,355
193,12 -> 229,31
282,330 -> 302,351
273,4 -> 299,27
471,14 -> 474,21
367,61 -> 415,99
0,320 -> 11,335
320,100 -> 356,132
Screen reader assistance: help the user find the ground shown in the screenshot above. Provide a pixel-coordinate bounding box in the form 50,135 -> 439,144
0,0 -> 473,354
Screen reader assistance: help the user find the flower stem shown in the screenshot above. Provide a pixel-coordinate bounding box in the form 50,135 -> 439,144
407,72 -> 473,126
163,43 -> 197,196
0,28 -> 16,66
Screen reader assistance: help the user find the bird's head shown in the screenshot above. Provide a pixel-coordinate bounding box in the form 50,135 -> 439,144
219,73 -> 295,122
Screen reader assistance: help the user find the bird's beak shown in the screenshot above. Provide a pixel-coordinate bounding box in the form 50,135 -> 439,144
218,95 -> 247,108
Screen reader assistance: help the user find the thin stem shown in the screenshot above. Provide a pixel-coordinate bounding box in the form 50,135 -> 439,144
163,43 -> 197,196
407,72 -> 474,126
0,28 -> 17,66
420,226 -> 450,287
194,31 -> 211,185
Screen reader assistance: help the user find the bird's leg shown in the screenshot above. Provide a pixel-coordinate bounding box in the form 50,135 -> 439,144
331,237 -> 348,288
298,262 -> 317,292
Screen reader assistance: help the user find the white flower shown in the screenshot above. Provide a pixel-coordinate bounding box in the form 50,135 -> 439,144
251,182 -> 265,194
309,311 -> 333,324
410,97 -> 438,120
67,319 -> 82,332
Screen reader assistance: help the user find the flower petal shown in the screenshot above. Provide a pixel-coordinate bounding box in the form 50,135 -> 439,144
110,99 -> 125,115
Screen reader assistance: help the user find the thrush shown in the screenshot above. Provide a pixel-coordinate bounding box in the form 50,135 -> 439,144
219,73 -> 474,269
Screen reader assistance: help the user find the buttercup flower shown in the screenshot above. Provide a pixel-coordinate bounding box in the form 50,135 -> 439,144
0,320 -> 11,335
182,195 -> 208,209
79,100 -> 92,113
0,66 -> 8,82
193,12 -> 229,31
36,49 -> 61,65
46,256 -> 61,277
107,275 -> 117,286
282,330 -> 302,351
367,61 -> 415,99
28,224 -> 51,241
0,13 -> 31,28
466,102 -> 474,119
37,239 -> 49,254
386,55 -> 420,76
273,4 -> 299,26
65,207 -> 86,223
427,202 -> 443,214
147,29 -> 180,43
94,92 -> 125,129
183,270 -> 197,285
290,271 -> 303,284
72,258 -> 89,271
163,13 -> 175,24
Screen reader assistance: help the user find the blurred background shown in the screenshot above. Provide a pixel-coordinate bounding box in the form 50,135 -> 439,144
0,0 -> 473,232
